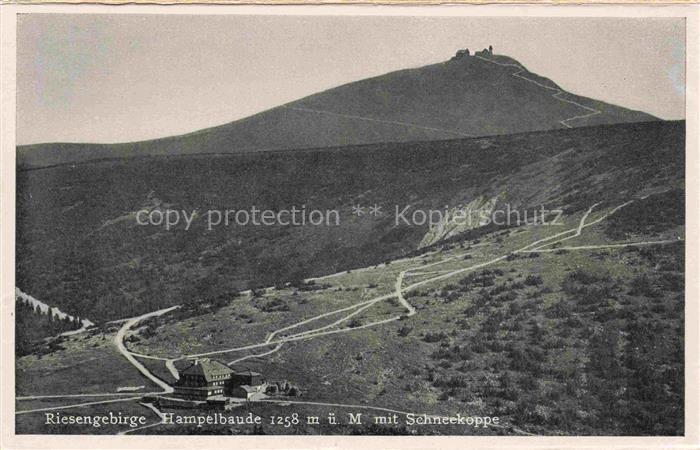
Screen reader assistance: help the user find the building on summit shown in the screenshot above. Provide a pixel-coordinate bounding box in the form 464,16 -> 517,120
453,45 -> 494,60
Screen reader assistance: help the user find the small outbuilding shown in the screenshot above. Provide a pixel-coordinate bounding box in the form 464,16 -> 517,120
231,369 -> 264,387
230,384 -> 260,400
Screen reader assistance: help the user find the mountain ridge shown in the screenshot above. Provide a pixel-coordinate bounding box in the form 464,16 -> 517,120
17,51 -> 658,169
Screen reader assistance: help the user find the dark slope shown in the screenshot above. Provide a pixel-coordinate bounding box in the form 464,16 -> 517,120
16,121 -> 683,321
18,53 -> 658,169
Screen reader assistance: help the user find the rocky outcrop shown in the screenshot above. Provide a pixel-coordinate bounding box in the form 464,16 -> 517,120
419,193 -> 503,247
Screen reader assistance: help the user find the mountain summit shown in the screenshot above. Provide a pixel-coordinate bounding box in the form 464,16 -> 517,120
18,49 -> 657,169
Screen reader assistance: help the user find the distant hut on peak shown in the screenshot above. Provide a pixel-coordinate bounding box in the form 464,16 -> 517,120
451,48 -> 471,61
475,46 -> 494,57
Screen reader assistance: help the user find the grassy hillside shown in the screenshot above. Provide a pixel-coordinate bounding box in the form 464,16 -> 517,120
15,121 -> 683,323
125,203 -> 684,436
17,194 -> 684,435
17,53 -> 657,169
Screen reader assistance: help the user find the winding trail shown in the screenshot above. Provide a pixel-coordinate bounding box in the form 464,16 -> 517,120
229,343 -> 284,366
156,202 -> 627,363
172,203 -> 612,364
283,105 -> 472,138
474,54 -> 602,128
16,392 -> 158,401
165,359 -> 180,381
17,199 -> 680,431
113,306 -> 180,393
15,396 -> 143,415
394,271 -> 417,317
523,239 -> 682,253
16,307 -> 179,414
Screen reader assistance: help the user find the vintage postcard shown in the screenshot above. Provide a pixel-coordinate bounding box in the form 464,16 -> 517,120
1,4 -> 698,449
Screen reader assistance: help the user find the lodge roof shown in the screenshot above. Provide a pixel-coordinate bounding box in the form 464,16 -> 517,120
180,358 -> 233,382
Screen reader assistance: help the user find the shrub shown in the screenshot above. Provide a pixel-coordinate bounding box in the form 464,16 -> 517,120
445,292 -> 460,303
404,290 -> 421,298
604,189 -> 684,239
491,284 -> 509,295
348,317 -> 363,328
628,274 -> 662,298
651,304 -> 666,314
659,272 -> 684,292
562,269 -> 615,303
423,331 -> 448,343
508,302 -> 522,316
397,326 -> 413,337
496,291 -> 517,302
508,345 -> 544,374
524,275 -> 544,286
510,281 -> 525,290
545,299 -> 571,319
459,270 -> 496,288
260,297 -> 290,312
432,344 -> 473,362
471,336 -> 488,353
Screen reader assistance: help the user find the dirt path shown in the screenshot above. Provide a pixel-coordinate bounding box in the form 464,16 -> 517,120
474,54 -> 602,128
15,396 -> 143,415
165,359 -> 180,381
148,203 -> 628,364
15,307 -> 180,414
16,392 -> 157,401
525,239 -> 682,253
229,343 -> 284,366
114,306 -> 180,393
18,200 -> 663,423
283,105 -> 472,138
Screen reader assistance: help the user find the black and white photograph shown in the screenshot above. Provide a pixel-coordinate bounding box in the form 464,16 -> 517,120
1,5 -> 698,447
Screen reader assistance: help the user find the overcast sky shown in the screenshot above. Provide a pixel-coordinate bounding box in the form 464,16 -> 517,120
17,14 -> 685,145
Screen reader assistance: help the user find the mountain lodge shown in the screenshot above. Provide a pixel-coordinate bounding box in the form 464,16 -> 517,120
172,358 -> 264,401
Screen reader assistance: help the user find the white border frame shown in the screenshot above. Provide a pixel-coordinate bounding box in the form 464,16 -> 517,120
1,4 -> 698,449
